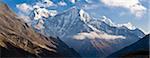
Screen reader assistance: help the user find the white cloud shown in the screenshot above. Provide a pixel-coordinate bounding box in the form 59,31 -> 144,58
16,0 -> 57,30
85,0 -> 93,3
16,3 -> 33,13
101,0 -> 147,17
34,1 -> 56,8
119,12 -> 126,16
70,0 -> 76,4
73,32 -> 126,40
82,4 -> 100,10
43,0 -> 56,7
58,1 -> 67,6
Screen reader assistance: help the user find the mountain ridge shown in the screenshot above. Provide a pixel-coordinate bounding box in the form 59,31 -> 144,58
0,2 -> 80,58
29,6 -> 145,57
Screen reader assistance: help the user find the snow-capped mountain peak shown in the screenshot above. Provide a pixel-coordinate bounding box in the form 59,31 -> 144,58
100,16 -> 136,30
8,0 -> 146,57
27,6 -> 145,57
101,16 -> 115,26
31,5 -> 58,30
116,22 -> 136,30
79,9 -> 91,23
34,7 -> 57,20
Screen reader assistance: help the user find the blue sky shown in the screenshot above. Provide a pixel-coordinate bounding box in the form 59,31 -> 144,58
2,0 -> 150,34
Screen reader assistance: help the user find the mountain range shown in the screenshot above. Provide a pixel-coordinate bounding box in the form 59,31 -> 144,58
0,0 -> 149,58
0,2 -> 80,58
28,6 -> 145,57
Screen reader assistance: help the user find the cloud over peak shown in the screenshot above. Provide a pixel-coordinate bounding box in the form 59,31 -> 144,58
70,0 -> 76,4
16,3 -> 33,13
101,0 -> 147,18
73,32 -> 126,40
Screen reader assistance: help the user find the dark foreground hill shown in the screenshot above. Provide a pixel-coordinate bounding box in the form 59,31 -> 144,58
108,34 -> 149,58
0,2 -> 80,58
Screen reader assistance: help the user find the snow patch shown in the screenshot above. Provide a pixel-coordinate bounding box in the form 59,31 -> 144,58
117,22 -> 136,30
33,7 -> 57,30
34,19 -> 45,30
101,16 -> 115,26
34,7 -> 57,20
100,16 -> 136,30
79,9 -> 91,23
49,10 -> 58,16
87,24 -> 103,33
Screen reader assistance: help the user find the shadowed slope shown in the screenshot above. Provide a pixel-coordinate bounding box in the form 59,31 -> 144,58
108,34 -> 149,58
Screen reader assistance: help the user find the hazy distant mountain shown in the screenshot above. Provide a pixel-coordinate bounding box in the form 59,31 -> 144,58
0,2 -> 80,58
108,34 -> 149,58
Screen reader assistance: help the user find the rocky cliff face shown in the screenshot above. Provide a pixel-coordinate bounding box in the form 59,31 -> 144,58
0,2 -> 80,58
